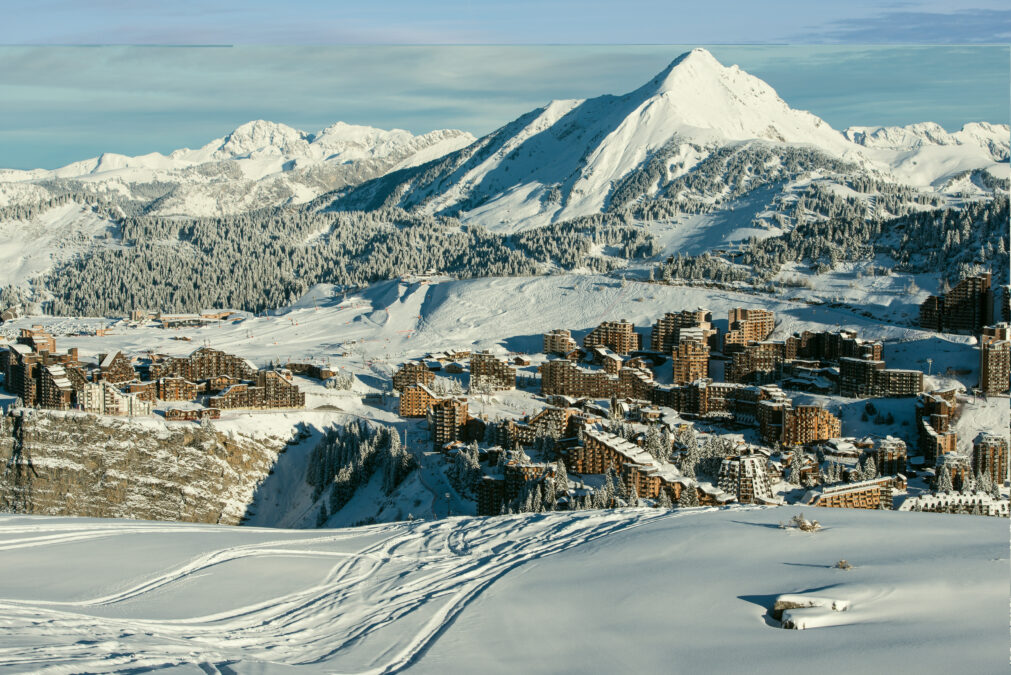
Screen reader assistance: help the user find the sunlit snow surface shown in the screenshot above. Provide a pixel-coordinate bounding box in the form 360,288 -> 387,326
0,507 -> 1005,673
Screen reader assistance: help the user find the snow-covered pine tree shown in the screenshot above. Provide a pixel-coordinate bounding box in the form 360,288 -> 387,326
936,468 -> 954,494
862,456 -> 877,481
787,448 -> 803,485
644,424 -> 665,462
531,486 -> 543,512
656,488 -> 673,509
678,483 -> 699,507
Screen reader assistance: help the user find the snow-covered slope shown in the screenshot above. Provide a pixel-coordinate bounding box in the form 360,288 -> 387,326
332,48 -> 1006,232
0,121 -> 474,217
0,506 -> 1004,673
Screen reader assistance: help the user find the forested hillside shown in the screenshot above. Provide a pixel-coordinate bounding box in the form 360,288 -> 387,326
44,208 -> 657,316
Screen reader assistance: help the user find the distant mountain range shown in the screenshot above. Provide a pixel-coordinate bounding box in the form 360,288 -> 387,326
0,48 -> 1006,316
0,121 -> 473,217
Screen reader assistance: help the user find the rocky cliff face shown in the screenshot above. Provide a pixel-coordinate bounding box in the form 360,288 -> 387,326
0,409 -> 289,524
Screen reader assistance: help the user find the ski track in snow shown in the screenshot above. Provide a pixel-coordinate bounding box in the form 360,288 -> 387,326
0,509 -> 696,674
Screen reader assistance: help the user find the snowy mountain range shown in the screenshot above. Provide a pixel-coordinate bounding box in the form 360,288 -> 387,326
0,48 -> 1006,315
329,48 -> 1008,231
0,121 -> 474,217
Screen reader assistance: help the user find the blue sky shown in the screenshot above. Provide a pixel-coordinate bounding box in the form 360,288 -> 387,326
4,1 -> 1010,45
0,3 -> 1008,169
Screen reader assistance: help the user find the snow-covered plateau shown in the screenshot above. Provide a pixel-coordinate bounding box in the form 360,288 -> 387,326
0,506 -> 1005,674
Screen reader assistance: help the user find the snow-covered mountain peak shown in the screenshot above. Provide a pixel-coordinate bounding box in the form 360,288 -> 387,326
626,48 -> 848,151
214,120 -> 312,159
644,48 -> 728,95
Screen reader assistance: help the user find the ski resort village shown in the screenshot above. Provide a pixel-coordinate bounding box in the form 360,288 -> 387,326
0,48 -> 1007,673
1,269 -> 1008,522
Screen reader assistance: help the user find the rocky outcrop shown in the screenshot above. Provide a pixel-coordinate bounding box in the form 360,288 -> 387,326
0,409 -> 288,524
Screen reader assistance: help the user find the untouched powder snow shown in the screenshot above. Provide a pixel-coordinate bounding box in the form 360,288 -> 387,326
0,506 -> 1004,673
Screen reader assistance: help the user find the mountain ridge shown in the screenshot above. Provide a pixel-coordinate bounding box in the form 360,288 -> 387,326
325,48 -> 1007,232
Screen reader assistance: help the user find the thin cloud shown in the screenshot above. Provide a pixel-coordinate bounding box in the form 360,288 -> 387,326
0,45 -> 1005,170
801,8 -> 1011,43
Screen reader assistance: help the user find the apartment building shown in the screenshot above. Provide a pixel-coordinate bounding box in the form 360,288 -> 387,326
155,376 -> 199,401
540,358 -> 617,398
2,339 -> 81,408
723,308 -> 774,353
208,370 -> 304,410
476,461 -> 557,515
164,407 -> 222,422
392,360 -> 435,392
79,380 -> 153,416
919,272 -> 993,333
565,428 -> 697,504
782,405 -> 842,447
899,492 -> 1009,517
839,357 -> 923,398
582,320 -> 641,355
801,479 -> 887,510
650,309 -> 715,353
792,329 -> 882,363
429,397 -> 469,448
936,452 -> 972,491
543,329 -> 578,355
916,390 -> 959,463
97,351 -> 136,384
399,383 -> 440,418
493,407 -> 590,448
38,364 -> 74,410
286,362 -> 337,380
979,323 -> 1010,395
470,351 -> 517,391
725,341 -> 786,385
149,347 -> 257,382
16,327 -> 56,354
972,433 -> 1008,485
871,436 -> 908,476
716,454 -> 776,504
671,339 -> 710,385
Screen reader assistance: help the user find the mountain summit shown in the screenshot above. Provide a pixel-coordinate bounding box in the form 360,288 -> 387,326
332,48 -> 864,229
629,48 -> 849,150
331,48 -> 1005,232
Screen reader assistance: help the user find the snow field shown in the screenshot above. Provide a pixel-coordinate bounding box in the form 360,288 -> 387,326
0,506 -> 1005,673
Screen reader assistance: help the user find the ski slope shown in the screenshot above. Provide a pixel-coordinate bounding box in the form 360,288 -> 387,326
0,506 -> 1005,673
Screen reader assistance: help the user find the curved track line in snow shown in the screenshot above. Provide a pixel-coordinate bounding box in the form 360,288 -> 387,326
0,509 -> 706,674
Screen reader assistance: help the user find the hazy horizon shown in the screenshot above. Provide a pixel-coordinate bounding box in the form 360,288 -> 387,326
0,44 -> 1007,171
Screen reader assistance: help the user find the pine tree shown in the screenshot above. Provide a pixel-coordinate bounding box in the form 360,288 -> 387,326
936,468 -> 954,494
627,485 -> 639,508
656,489 -> 673,509
644,424 -> 665,462
554,459 -> 569,500
787,449 -> 803,485
678,483 -> 699,507
862,456 -> 877,481
960,473 -> 977,495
